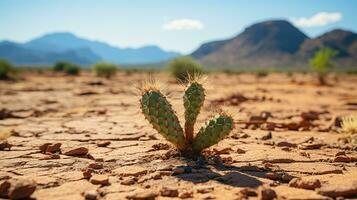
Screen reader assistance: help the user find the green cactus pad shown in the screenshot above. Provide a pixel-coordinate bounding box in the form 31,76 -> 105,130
140,89 -> 186,150
184,82 -> 205,143
192,114 -> 234,152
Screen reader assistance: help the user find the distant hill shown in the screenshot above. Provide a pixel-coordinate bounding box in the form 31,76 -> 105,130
0,41 -> 100,65
192,20 -> 357,68
0,32 -> 180,66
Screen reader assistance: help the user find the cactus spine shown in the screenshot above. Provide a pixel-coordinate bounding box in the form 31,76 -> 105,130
184,82 -> 205,144
140,88 -> 186,150
140,78 -> 234,154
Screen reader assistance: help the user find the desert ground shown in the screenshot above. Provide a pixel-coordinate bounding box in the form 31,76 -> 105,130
0,72 -> 357,200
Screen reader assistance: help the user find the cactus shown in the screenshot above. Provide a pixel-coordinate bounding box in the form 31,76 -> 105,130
139,79 -> 234,154
184,81 -> 205,144
192,113 -> 234,152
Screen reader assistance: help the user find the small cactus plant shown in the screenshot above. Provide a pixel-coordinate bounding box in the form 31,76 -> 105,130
139,77 -> 234,154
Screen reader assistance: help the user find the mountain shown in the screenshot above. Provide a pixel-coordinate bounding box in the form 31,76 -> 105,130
192,20 -> 357,68
0,32 -> 180,66
192,20 -> 309,67
0,41 -> 100,65
298,29 -> 357,59
23,32 -> 180,64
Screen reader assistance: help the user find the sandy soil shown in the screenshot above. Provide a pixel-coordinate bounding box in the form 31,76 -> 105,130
0,72 -> 357,200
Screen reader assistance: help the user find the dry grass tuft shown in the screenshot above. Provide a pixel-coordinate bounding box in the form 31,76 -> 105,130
341,115 -> 357,134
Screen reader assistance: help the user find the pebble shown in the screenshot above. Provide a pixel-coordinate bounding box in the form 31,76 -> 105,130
289,178 -> 321,190
236,148 -> 246,154
0,180 -> 10,198
97,141 -> 111,147
160,187 -> 179,197
83,169 -> 93,179
121,177 -> 136,185
126,189 -> 158,200
114,166 -> 148,177
63,147 -> 88,156
90,175 -> 109,186
196,186 -> 214,193
334,156 -> 351,163
276,141 -> 297,148
260,132 -> 272,140
257,186 -> 277,200
46,143 -> 62,153
178,191 -> 193,199
83,190 -> 98,200
7,179 -> 36,200
88,163 -> 103,169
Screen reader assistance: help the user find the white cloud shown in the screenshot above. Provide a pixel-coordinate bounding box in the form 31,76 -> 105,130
162,19 -> 204,30
291,12 -> 342,27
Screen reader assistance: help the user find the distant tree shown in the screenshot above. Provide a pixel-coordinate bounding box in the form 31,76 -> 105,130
92,62 -> 118,78
63,63 -> 80,75
53,61 -> 68,72
168,57 -> 203,83
0,59 -> 13,80
309,47 -> 338,85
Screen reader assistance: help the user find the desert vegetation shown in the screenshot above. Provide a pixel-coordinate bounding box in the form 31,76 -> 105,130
92,62 -> 118,78
140,77 -> 233,154
168,56 -> 203,82
310,47 -> 338,85
0,59 -> 14,80
53,61 -> 80,75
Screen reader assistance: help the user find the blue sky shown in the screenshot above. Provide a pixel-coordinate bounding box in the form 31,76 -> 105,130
0,0 -> 356,53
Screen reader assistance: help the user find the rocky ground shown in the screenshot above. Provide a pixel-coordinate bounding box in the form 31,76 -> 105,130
0,72 -> 357,200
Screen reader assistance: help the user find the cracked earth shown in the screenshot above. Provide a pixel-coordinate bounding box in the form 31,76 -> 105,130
0,72 -> 357,200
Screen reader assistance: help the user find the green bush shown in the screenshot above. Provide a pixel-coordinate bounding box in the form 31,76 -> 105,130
92,62 -> 118,78
53,61 -> 68,72
63,63 -> 80,75
168,57 -> 203,82
310,47 -> 338,85
0,59 -> 13,80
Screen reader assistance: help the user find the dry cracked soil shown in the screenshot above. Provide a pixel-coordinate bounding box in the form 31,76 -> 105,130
0,72 -> 357,200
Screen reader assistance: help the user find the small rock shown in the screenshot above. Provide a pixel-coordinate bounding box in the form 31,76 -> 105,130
83,190 -> 98,200
63,147 -> 88,156
160,187 -> 179,197
46,143 -> 62,153
335,151 -> 346,157
299,143 -> 324,150
276,141 -> 297,148
265,172 -> 278,180
88,163 -> 103,170
97,141 -> 111,147
173,166 -> 192,175
178,191 -> 193,199
126,189 -> 158,200
334,156 -> 351,163
114,166 -> 147,177
7,179 -> 36,200
90,175 -> 109,186
289,178 -> 321,190
213,147 -> 232,154
39,143 -> 51,153
317,181 -> 357,198
260,132 -> 272,140
0,180 -> 10,198
257,186 -> 277,200
121,177 -> 136,185
83,169 -> 93,180
238,188 -> 257,197
236,148 -> 246,154
40,154 -> 60,160
0,140 -> 12,150
196,186 -> 214,193
151,143 -> 170,150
